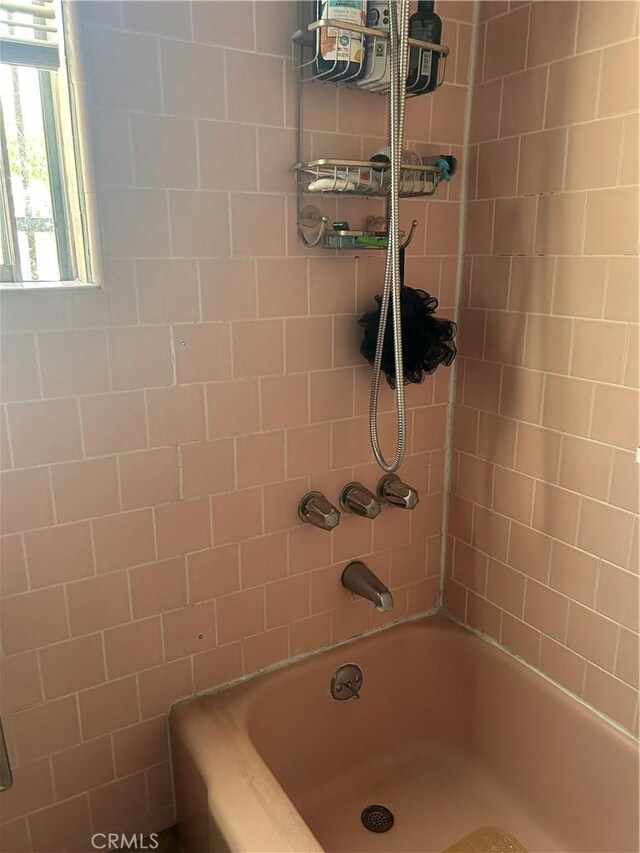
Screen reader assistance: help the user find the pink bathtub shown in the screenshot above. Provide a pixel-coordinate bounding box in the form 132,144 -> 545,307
169,616 -> 639,852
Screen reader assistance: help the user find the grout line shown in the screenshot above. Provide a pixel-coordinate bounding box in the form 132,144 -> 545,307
585,381 -> 597,438
452,450 -> 638,545
74,396 -> 87,460
33,638 -> 48,712
250,0 -> 257,53
579,655 -> 589,697
625,519 -> 638,579
448,611 -> 639,739
1,405 -> 15,471
45,464 -> 59,528
593,48 -> 605,119
616,113 -> 630,186
540,62 -> 551,132
438,0 -> 483,608
513,134 -> 522,197
113,445 -> 124,514
82,20 -> 639,81
221,48 -> 229,122
522,3 -> 532,71
620,322 -> 632,386
478,21 -> 486,83
167,327 -> 178,388
155,37 -> 165,116
176,445 -> 184,502
566,317 -> 577,377
281,56 -> 287,133
572,2 -> 581,56
560,123 -> 571,192
612,623 -> 623,678
185,0 -> 194,42
528,474 -> 537,528
31,332 -> 45,400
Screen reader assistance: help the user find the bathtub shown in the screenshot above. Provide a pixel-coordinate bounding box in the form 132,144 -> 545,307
169,616 -> 639,852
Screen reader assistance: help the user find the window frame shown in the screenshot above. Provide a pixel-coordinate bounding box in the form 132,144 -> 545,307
0,0 -> 103,291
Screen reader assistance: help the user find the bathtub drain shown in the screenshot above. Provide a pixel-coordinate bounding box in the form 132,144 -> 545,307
361,805 -> 394,833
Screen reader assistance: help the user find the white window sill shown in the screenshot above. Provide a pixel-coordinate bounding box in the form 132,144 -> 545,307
0,282 -> 102,293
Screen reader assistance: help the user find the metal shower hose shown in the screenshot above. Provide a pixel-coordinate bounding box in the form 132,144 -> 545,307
369,0 -> 410,472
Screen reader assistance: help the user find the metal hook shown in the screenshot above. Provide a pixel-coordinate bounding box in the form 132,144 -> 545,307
298,205 -> 328,248
400,219 -> 419,251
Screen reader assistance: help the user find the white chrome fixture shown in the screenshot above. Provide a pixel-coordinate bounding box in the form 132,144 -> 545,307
330,663 -> 363,701
298,491 -> 341,531
342,560 -> 394,612
339,482 -> 382,520
377,474 -> 419,509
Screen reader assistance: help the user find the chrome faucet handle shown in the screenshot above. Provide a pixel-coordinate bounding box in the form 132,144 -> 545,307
339,481 -> 382,520
377,474 -> 420,510
298,491 -> 341,531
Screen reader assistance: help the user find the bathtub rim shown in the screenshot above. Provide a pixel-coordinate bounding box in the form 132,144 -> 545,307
169,607 -> 638,743
169,610 -> 639,853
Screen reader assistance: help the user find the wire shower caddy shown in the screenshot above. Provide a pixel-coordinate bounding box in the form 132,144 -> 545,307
292,17 -> 449,94
292,12 -> 453,249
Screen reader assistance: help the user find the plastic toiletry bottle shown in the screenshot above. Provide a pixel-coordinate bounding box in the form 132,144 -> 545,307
406,0 -> 442,94
313,0 -> 368,83
370,146 -> 422,193
358,0 -> 390,91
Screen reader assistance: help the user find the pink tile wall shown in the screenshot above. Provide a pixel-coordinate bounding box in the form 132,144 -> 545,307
0,1 -> 471,847
446,0 -> 639,735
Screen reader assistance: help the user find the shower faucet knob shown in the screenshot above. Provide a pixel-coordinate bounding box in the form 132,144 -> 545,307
298,491 -> 340,531
339,482 -> 382,520
377,474 -> 420,510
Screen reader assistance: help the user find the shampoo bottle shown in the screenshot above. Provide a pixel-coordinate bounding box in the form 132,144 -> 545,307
358,0 -> 390,91
313,0 -> 368,82
406,0 -> 442,94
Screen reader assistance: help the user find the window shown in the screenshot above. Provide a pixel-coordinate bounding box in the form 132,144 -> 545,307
0,0 -> 99,288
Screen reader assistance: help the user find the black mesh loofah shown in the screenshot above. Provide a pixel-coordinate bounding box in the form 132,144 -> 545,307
358,286 -> 457,389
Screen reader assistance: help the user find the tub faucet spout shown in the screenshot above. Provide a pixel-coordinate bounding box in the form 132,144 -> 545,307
342,561 -> 394,612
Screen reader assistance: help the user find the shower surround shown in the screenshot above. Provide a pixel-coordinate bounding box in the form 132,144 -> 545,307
0,1 -> 637,850
445,0 -> 639,735
0,1 -> 469,848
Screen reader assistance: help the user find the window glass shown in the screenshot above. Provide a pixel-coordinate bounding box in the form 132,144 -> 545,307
0,0 -> 97,288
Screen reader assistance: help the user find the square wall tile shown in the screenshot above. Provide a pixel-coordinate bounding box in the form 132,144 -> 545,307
51,458 -> 120,524
161,40 -> 225,119
131,114 -> 198,189
169,191 -> 231,257
226,51 -> 285,125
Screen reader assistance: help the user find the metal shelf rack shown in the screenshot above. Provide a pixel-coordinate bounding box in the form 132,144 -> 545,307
295,158 -> 447,197
292,12 -> 453,249
292,18 -> 449,94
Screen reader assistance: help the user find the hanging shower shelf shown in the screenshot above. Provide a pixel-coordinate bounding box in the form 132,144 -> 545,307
297,207 -> 419,251
295,157 -> 448,197
323,228 -> 390,250
322,220 -> 418,250
292,11 -> 454,249
292,18 -> 449,94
